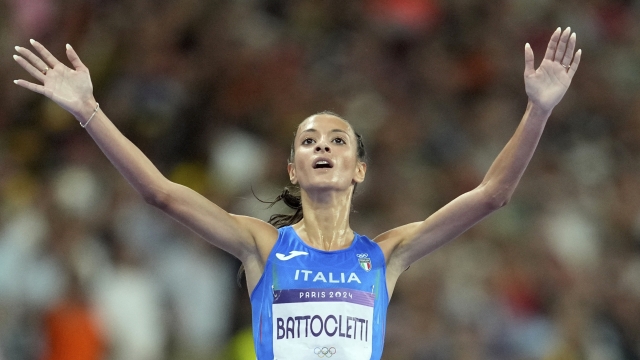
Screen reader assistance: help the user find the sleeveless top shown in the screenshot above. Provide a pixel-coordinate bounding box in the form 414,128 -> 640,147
250,226 -> 389,360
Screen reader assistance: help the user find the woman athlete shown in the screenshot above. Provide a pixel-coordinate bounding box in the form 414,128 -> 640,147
13,27 -> 580,360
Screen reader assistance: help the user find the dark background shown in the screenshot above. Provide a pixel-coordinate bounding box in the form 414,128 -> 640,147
0,0 -> 639,359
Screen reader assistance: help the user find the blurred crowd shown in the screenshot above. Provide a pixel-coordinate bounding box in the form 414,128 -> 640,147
1,0 -> 639,359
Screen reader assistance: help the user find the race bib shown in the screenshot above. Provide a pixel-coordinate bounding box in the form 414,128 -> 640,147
272,288 -> 374,360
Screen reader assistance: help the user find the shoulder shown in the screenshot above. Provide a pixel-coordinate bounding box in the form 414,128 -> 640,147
371,222 -> 422,267
230,214 -> 279,261
231,215 -> 280,292
355,232 -> 381,249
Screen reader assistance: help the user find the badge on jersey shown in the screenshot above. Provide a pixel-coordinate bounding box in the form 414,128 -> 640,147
356,253 -> 372,272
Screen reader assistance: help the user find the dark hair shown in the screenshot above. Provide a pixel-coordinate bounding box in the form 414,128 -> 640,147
237,111 -> 367,286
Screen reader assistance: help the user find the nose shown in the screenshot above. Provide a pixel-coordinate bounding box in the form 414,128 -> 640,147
315,142 -> 331,153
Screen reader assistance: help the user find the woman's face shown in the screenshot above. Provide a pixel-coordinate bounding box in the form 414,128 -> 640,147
288,114 -> 366,192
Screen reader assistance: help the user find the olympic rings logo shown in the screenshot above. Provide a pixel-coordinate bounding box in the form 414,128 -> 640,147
314,347 -> 337,358
356,253 -> 369,258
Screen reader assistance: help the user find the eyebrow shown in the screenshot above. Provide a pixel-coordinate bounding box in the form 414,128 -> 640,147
300,128 -> 350,136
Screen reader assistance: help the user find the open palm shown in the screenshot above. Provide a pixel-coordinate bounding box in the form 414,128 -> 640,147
13,40 -> 95,121
524,27 -> 581,112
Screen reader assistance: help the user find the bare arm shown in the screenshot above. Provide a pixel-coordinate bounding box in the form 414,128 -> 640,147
83,106 -> 273,260
378,27 -> 582,283
12,40 -> 277,262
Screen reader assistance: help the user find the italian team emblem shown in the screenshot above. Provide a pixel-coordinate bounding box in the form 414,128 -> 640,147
357,253 -> 372,272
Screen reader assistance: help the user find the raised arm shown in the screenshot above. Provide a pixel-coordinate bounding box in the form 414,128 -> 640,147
378,28 -> 582,283
12,40 -> 277,265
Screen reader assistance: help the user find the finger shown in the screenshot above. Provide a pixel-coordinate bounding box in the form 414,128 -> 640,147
13,55 -> 47,82
14,46 -> 50,75
568,49 -> 582,79
13,79 -> 47,96
524,43 -> 535,77
65,44 -> 87,71
544,27 -> 562,61
553,27 -> 571,62
562,33 -> 576,67
29,39 -> 62,68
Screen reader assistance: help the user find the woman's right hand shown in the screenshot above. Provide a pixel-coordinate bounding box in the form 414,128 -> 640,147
13,40 -> 277,295
13,40 -> 97,123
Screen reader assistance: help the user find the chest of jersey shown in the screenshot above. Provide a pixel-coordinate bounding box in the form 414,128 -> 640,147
251,227 -> 387,360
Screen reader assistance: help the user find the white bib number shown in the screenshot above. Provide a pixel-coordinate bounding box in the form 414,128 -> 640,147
272,288 -> 374,360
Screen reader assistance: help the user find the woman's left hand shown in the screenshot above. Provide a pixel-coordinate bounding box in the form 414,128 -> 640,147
524,27 -> 581,112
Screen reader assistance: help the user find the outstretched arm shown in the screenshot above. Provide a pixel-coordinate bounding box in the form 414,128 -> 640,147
379,28 -> 582,282
12,40 -> 277,263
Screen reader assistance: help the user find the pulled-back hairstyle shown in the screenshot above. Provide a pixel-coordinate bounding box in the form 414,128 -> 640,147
263,111 -> 367,228
238,112 -> 366,286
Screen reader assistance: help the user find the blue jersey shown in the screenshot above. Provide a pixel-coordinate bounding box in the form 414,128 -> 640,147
250,226 -> 389,360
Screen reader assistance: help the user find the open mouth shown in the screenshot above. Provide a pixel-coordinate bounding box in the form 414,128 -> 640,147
313,159 -> 334,169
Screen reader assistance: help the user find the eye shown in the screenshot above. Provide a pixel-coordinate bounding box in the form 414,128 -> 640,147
332,137 -> 346,145
302,138 -> 315,145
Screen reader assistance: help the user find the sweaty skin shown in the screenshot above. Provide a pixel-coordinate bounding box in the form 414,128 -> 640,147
12,28 -> 581,300
287,115 -> 366,252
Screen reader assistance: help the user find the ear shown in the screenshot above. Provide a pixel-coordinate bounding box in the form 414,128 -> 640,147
287,163 -> 298,184
353,161 -> 367,184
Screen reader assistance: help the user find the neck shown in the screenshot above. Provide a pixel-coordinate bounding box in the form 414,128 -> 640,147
293,187 -> 354,251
